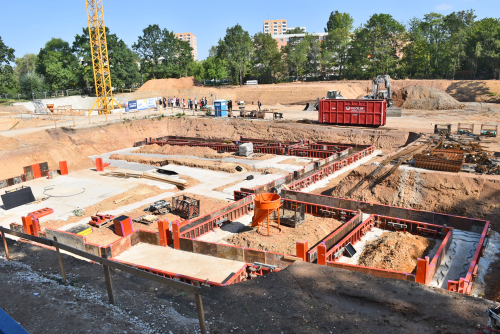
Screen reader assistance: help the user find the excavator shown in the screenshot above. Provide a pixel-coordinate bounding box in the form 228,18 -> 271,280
304,90 -> 346,111
363,75 -> 402,117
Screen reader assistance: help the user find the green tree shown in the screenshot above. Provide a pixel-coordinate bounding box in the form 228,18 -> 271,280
287,27 -> 305,34
443,10 -> 476,79
133,24 -> 193,80
281,35 -> 308,80
348,14 -> 406,78
325,10 -> 354,32
303,34 -> 321,79
73,27 -> 141,89
469,18 -> 500,79
14,53 -> 37,81
217,24 -> 253,85
189,60 -> 205,81
203,56 -> 227,81
252,32 -> 283,83
18,72 -> 46,95
0,36 -> 16,94
36,38 -> 79,91
322,11 -> 354,79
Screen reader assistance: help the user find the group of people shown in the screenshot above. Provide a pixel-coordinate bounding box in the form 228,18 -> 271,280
158,96 -> 210,110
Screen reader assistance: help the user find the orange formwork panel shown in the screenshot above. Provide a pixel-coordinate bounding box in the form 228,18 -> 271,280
22,215 -> 40,236
113,215 -> 133,237
59,161 -> 68,175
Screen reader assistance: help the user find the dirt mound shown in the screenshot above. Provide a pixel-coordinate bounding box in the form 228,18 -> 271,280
225,216 -> 342,255
393,85 -> 464,110
137,77 -> 203,92
0,105 -> 32,114
358,231 -> 434,273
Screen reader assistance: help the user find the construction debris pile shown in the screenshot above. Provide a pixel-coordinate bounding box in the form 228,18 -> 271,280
415,136 -> 500,174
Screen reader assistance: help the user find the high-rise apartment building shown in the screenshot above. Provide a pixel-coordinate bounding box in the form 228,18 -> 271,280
174,33 -> 198,61
263,20 -> 287,36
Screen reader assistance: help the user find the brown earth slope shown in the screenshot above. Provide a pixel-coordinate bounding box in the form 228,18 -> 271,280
0,118 -> 410,179
321,165 -> 500,232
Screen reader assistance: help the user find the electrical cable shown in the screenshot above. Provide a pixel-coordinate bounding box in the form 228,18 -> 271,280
43,186 -> 86,198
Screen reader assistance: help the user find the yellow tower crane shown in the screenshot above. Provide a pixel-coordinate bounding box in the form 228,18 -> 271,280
85,0 -> 120,114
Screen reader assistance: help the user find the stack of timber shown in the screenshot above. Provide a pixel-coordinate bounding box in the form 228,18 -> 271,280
101,171 -> 143,178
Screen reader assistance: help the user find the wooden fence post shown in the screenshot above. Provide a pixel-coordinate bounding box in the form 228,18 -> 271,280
1,232 -> 10,261
102,255 -> 115,304
53,237 -> 67,285
193,281 -> 207,334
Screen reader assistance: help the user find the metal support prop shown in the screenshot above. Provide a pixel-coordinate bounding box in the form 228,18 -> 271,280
53,237 -> 67,285
1,232 -> 10,261
102,253 -> 115,304
193,281 -> 207,334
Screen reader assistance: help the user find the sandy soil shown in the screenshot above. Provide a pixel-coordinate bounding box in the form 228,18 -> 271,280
133,144 -> 273,160
278,157 -> 314,166
358,231 -> 435,273
84,193 -> 230,246
393,85 -> 465,110
0,117 -> 411,180
109,154 -> 286,175
211,179 -> 246,192
224,216 -> 342,255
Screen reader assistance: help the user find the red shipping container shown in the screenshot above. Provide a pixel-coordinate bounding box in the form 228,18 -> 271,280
318,99 -> 387,127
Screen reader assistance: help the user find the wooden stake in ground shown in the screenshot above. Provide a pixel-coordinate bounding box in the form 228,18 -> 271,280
53,237 -> 67,285
194,281 -> 207,334
1,231 -> 10,261
72,116 -> 75,127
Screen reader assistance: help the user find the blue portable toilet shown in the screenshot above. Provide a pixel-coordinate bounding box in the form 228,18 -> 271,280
214,100 -> 228,117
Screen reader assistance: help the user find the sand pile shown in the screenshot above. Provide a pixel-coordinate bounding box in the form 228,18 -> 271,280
134,144 -> 234,159
393,85 -> 464,110
137,77 -> 203,92
225,217 -> 342,255
109,154 -> 249,173
358,231 -> 434,273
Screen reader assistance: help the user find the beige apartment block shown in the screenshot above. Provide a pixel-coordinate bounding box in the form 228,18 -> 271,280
174,32 -> 198,61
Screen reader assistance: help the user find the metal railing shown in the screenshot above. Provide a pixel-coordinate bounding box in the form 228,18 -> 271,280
0,227 -> 208,334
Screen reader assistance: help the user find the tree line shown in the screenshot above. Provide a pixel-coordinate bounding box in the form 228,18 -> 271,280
0,24 -> 193,96
1,9 -> 499,96
196,9 -> 500,85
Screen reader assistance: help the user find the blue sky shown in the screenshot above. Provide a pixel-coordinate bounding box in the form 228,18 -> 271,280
1,0 -> 496,62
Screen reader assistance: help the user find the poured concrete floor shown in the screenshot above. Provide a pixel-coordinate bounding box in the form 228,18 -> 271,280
114,243 -> 246,284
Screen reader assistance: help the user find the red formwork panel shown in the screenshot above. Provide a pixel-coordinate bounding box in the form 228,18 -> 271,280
318,99 -> 387,127
32,163 -> 42,179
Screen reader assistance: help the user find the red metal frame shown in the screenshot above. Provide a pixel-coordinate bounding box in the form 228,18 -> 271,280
448,222 -> 490,294
28,208 -> 54,219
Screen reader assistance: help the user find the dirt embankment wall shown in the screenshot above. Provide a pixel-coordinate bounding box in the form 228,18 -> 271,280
126,79 -> 500,105
0,118 -> 410,179
328,165 -> 500,231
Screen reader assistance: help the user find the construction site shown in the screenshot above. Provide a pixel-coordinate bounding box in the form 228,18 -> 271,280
1,2 -> 500,334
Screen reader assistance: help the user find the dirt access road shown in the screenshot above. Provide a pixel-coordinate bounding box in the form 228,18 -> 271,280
0,238 -> 496,334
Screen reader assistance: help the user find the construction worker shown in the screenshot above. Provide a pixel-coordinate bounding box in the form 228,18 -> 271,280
258,100 -> 262,111
228,100 -> 233,117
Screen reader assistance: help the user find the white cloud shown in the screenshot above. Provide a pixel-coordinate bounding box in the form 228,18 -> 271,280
435,4 -> 453,10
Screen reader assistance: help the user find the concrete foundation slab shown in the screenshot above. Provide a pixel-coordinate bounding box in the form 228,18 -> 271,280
114,243 -> 246,283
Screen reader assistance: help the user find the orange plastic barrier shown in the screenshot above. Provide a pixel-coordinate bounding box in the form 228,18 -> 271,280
59,161 -> 68,175
96,158 -> 104,172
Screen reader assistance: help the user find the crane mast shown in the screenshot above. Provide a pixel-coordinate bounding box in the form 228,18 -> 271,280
85,0 -> 120,114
